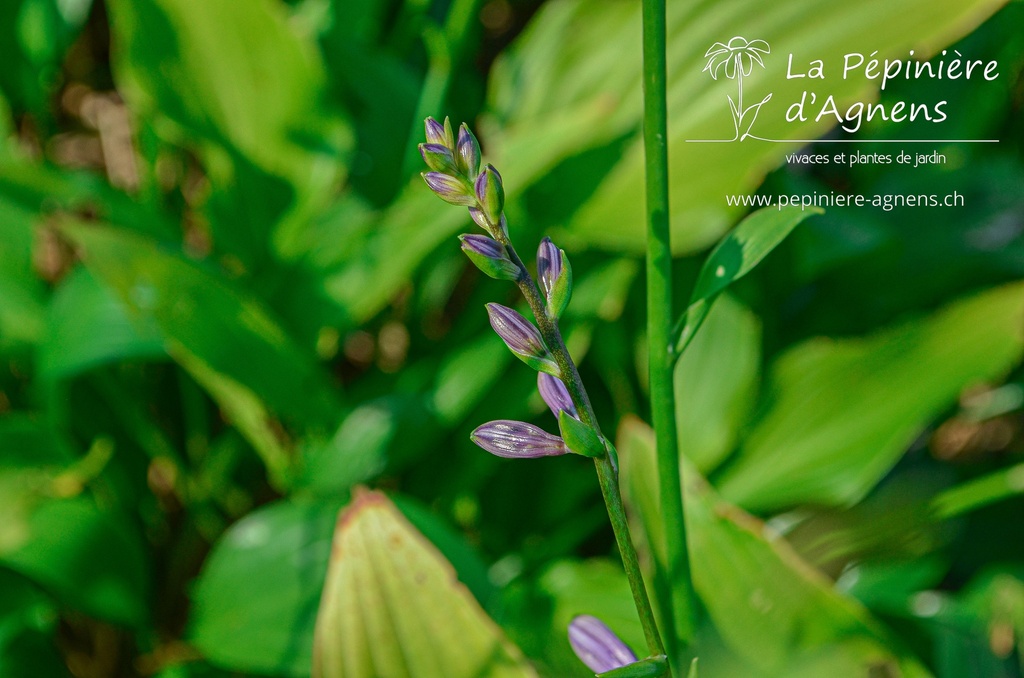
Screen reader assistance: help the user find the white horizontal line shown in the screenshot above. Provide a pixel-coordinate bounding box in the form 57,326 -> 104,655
684,138 -> 999,143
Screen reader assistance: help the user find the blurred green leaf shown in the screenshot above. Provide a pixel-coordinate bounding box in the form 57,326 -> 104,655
1,496 -> 149,627
0,192 -> 46,352
717,281 -> 1024,512
106,0 -> 341,184
190,493 -> 500,677
189,499 -> 339,678
106,0 -> 350,269
0,0 -> 92,115
618,419 -> 932,677
675,294 -> 760,473
59,221 -> 343,446
0,423 -> 134,631
933,462 -> 1024,520
39,267 -> 165,379
492,0 -> 1006,253
930,569 -> 1024,678
312,489 -> 535,678
294,396 -> 434,498
674,206 -> 819,356
0,570 -> 67,678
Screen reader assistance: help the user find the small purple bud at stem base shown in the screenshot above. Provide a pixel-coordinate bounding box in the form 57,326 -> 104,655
568,615 -> 638,674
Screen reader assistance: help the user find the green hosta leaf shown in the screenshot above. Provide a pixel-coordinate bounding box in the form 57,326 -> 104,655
492,0 -> 1005,253
294,396 -> 436,498
39,267 -> 165,379
313,489 -> 535,678
675,294 -> 760,473
717,281 -> 1024,512
59,222 -> 342,445
105,0 -> 340,184
0,190 -> 46,351
931,461 -> 1024,520
618,420 -> 932,678
189,500 -> 340,678
0,0 -> 92,115
0,427 -> 145,627
0,570 -> 67,678
1,497 -> 150,627
674,206 -> 818,357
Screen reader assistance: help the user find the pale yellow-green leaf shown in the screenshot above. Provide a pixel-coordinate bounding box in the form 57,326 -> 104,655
313,489 -> 536,678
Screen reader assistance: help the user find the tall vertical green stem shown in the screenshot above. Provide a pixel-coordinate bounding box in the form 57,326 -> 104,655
641,0 -> 698,666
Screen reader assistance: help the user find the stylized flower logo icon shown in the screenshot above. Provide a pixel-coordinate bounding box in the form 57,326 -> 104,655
702,37 -> 772,141
703,37 -> 770,79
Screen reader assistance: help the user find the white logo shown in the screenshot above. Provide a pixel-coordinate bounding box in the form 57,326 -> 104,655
702,37 -> 772,141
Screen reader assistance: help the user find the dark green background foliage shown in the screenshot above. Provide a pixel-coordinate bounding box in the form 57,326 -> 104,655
0,0 -> 1022,676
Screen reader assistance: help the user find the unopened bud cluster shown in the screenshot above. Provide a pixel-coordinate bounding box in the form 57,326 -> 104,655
421,117 -> 506,237
420,117 -> 598,462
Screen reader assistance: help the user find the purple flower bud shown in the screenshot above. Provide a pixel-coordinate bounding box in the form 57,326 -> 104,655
419,143 -> 458,174
459,234 -> 520,281
537,237 -> 572,319
568,615 -> 638,674
424,117 -> 448,147
474,164 -> 505,225
538,373 -> 577,419
537,237 -> 561,297
422,172 -> 475,206
461,234 -> 505,259
456,124 -> 482,177
471,420 -> 567,458
485,303 -> 559,377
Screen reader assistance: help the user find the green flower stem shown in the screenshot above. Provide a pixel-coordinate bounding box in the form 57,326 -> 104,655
500,239 -> 667,667
641,0 -> 698,665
